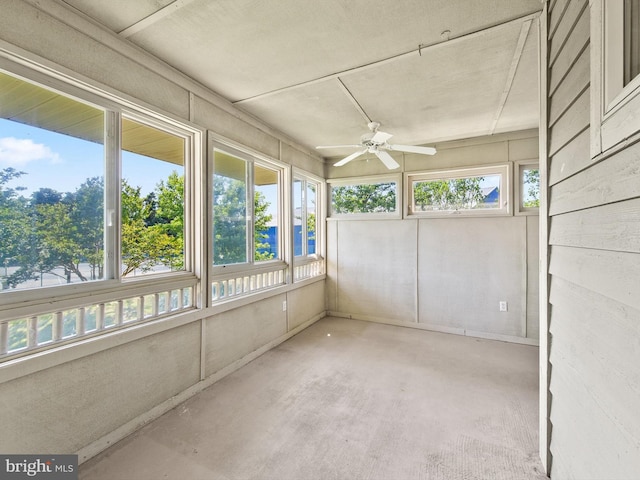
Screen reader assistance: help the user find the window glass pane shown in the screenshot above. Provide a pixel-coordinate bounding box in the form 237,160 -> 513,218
331,182 -> 396,214
522,167 -> 540,208
213,150 -> 247,265
293,179 -> 303,257
307,182 -> 317,255
121,118 -> 185,277
412,175 -> 501,212
0,71 -> 105,292
254,164 -> 278,261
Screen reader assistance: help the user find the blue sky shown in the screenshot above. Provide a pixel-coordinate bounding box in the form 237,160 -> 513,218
0,118 -> 180,197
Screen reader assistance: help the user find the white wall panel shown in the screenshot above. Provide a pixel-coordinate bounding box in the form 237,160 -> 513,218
418,217 -> 527,337
0,323 -> 201,454
204,295 -> 287,377
287,281 -> 325,331
336,220 -> 417,322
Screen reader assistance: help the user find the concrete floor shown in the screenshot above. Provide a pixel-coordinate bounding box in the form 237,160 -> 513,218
79,317 -> 547,480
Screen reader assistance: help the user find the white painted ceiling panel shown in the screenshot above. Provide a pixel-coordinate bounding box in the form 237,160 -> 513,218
58,0 -> 543,157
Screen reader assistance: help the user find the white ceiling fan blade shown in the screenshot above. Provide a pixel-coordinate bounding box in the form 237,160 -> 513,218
388,144 -> 437,155
374,150 -> 400,170
370,130 -> 393,143
333,149 -> 367,167
316,144 -> 361,149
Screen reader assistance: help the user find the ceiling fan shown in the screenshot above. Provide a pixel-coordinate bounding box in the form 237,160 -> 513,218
316,122 -> 436,170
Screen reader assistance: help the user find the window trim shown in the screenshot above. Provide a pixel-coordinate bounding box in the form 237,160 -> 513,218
405,164 -> 512,218
327,174 -> 402,220
515,160 -> 540,216
591,0 -> 640,156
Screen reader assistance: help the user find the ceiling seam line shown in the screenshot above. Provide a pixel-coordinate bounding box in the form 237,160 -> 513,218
336,78 -> 371,124
118,0 -> 198,38
490,19 -> 533,135
232,11 -> 541,105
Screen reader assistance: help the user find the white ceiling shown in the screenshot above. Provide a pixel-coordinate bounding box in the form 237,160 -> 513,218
61,0 -> 543,158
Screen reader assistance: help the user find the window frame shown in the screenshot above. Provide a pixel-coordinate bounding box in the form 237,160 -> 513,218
210,137 -> 288,277
591,0 -> 640,156
405,164 -> 512,218
292,169 -> 325,262
515,160 -> 540,216
327,174 -> 402,220
0,55 -> 203,359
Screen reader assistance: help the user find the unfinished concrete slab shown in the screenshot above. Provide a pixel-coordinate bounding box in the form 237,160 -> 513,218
79,317 -> 546,479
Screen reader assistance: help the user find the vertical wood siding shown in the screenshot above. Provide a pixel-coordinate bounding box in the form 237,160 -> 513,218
546,1 -> 640,478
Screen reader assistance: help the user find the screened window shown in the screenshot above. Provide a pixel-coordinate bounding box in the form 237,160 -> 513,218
407,165 -> 510,216
212,148 -> 282,267
329,176 -> 399,217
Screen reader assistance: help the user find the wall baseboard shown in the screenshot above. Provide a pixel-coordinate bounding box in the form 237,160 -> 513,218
327,311 -> 539,346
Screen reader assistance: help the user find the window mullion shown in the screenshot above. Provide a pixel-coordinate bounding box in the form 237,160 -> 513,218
104,110 -> 121,281
247,161 -> 255,265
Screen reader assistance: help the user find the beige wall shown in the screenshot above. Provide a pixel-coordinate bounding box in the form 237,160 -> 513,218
326,130 -> 540,344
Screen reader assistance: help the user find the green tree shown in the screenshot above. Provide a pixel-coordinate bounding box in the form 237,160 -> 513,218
254,190 -> 274,261
523,169 -> 540,208
413,177 -> 487,211
213,175 -> 274,264
0,168 -> 31,288
332,183 -> 396,214
121,177 -> 183,276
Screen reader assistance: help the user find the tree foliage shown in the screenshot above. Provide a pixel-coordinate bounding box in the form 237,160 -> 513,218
332,183 -> 396,214
523,169 -> 540,208
213,175 -> 274,264
1,167 -> 185,289
413,177 -> 488,211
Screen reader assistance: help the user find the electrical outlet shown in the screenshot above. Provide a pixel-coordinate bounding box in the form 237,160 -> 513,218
499,301 -> 508,312
282,300 -> 287,312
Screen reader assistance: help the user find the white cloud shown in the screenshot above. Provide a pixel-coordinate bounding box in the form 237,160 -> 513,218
0,137 -> 60,166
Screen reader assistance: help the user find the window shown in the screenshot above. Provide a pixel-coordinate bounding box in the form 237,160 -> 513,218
0,63 -> 199,360
515,161 -> 539,214
328,175 -> 400,218
0,71 -> 106,291
592,0 -> 640,154
121,117 -> 186,276
212,148 -> 282,266
294,175 -> 320,257
406,165 -> 511,216
210,145 -> 289,301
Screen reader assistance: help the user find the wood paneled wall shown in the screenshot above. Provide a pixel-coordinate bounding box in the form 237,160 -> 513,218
545,1 -> 640,477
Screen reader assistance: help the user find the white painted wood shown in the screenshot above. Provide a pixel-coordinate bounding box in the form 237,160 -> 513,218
548,87 -> 590,155
549,245 -> 640,311
549,0 -> 588,62
287,281 -> 326,331
538,3 -> 551,471
549,46 -> 589,125
550,197 -> 640,252
548,7 -> 589,93
548,128 -> 590,185
549,139 -> 640,215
